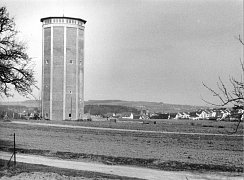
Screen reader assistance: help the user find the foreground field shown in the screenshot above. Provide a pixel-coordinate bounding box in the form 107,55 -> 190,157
0,119 -> 243,173
1,172 -> 106,180
0,159 -> 133,180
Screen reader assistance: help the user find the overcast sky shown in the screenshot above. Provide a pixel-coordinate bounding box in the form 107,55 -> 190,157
1,0 -> 243,105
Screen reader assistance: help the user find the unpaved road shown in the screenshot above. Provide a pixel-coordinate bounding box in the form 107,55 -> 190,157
0,151 -> 242,180
11,121 -> 243,137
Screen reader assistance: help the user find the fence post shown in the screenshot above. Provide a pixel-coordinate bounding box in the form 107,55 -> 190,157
7,133 -> 17,167
14,133 -> 16,166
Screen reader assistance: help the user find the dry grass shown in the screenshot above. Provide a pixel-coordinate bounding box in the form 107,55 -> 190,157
0,159 -> 140,179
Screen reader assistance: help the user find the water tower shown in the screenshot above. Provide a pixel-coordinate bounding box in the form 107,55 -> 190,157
40,17 -> 86,120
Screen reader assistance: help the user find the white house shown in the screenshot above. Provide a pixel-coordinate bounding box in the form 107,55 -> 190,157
121,113 -> 133,119
182,112 -> 190,119
189,112 -> 200,120
174,112 -> 184,119
175,112 -> 189,119
220,109 -> 231,120
197,110 -> 211,119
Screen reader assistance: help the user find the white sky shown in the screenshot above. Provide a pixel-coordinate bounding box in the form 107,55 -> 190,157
1,0 -> 243,105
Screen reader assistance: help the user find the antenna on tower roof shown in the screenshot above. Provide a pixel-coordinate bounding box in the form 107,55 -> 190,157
62,0 -> 65,17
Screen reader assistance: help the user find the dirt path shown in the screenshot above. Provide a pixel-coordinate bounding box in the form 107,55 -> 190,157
0,151 -> 242,180
11,121 -> 243,137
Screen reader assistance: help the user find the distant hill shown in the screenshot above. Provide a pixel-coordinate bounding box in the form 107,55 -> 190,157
84,104 -> 140,115
0,99 -> 208,113
85,100 -> 207,113
0,100 -> 40,108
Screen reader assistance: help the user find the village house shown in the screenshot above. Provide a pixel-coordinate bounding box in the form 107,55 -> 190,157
197,110 -> 212,120
174,112 -> 190,119
189,112 -> 200,120
219,109 -> 231,120
121,112 -> 134,119
174,112 -> 183,119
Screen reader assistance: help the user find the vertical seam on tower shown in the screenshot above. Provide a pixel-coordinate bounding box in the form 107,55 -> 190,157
76,27 -> 79,120
63,26 -> 66,120
82,28 -> 84,115
79,29 -> 82,118
50,26 -> 53,120
41,26 -> 44,118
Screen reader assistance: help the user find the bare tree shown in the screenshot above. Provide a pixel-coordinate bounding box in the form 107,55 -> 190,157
203,35 -> 244,133
0,6 -> 37,98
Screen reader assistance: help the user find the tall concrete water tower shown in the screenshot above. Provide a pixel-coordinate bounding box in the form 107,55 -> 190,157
40,17 -> 86,120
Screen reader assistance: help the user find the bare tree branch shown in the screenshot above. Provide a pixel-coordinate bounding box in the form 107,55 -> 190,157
203,35 -> 244,133
238,35 -> 244,46
0,6 -> 37,98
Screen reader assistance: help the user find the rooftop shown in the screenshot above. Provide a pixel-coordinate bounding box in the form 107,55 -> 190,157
40,16 -> 87,24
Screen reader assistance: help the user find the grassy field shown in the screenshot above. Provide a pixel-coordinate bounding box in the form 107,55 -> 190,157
10,118 -> 244,134
0,119 -> 243,173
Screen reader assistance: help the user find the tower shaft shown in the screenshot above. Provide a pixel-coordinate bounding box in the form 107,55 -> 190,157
41,17 -> 86,120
